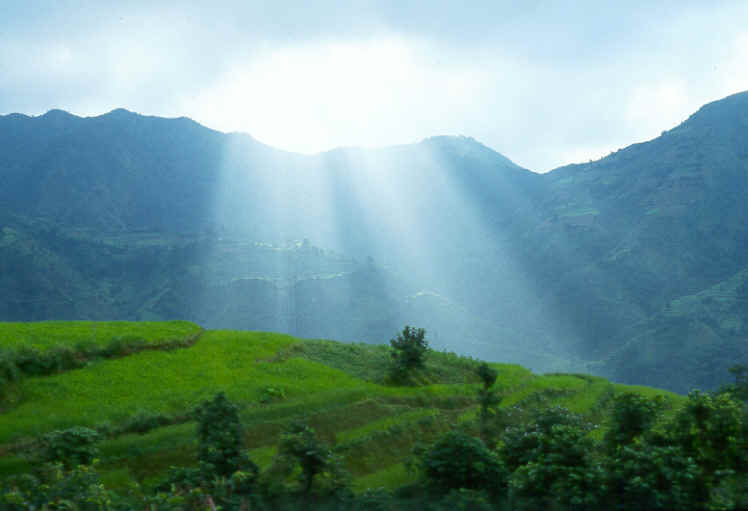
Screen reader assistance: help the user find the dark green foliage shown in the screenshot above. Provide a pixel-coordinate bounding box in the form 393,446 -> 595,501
663,390 -> 745,505
120,410 -> 175,435
476,363 -> 501,445
13,345 -> 84,377
499,406 -> 588,472
421,431 -> 506,497
476,363 -> 498,388
507,423 -> 602,510
38,427 -> 100,469
601,442 -> 700,511
1,463 -> 115,511
389,326 -> 429,382
0,350 -> 20,402
194,392 -> 245,478
499,407 -> 601,510
276,420 -> 347,496
603,392 -> 663,453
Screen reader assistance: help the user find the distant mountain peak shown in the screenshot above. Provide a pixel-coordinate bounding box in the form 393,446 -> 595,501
105,108 -> 137,117
420,135 -> 523,170
42,108 -> 76,119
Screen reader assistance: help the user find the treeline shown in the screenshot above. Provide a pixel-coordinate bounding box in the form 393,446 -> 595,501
1,364 -> 746,510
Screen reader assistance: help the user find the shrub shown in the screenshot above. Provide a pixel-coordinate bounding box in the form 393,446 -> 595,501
38,427 -> 100,469
421,431 -> 506,497
603,392 -> 663,453
194,392 -> 245,478
601,442 -> 700,511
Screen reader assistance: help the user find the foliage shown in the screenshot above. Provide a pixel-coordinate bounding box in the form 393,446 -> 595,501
389,326 -> 429,382
603,392 -> 663,453
476,363 -> 498,388
420,431 -> 506,497
499,407 -> 601,510
1,462 -> 115,511
475,363 -> 501,446
662,389 -> 745,505
38,427 -> 101,470
276,420 -> 348,496
194,392 -> 249,479
601,442 -> 700,510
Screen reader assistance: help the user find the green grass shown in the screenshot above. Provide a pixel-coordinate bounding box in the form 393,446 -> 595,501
0,322 -> 689,492
0,331 -> 366,444
0,320 -> 201,352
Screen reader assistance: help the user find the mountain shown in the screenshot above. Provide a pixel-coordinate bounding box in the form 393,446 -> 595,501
1,92 -> 747,392
521,91 -> 748,391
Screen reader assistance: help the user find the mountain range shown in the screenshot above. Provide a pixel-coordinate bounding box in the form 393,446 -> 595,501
2,91 -> 747,393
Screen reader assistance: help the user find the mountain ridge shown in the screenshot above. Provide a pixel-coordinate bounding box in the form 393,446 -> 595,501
2,91 -> 748,392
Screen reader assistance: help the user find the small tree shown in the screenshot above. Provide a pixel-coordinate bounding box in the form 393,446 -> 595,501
476,363 -> 501,445
194,392 -> 245,478
389,326 -> 429,381
38,427 -> 100,469
603,392 -> 662,453
276,420 -> 348,497
421,431 -> 507,497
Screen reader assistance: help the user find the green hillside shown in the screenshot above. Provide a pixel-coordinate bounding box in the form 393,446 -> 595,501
0,322 -> 684,488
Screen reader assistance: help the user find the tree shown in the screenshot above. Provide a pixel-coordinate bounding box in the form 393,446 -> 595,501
662,390 -> 744,506
421,431 -> 506,497
38,427 -> 100,470
277,420 -> 347,497
389,326 -> 429,381
194,391 -> 258,487
602,442 -> 700,511
603,392 -> 662,453
476,363 -> 501,445
500,407 -> 601,510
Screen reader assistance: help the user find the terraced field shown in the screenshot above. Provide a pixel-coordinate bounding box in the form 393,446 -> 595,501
0,322 -> 683,492
0,320 -> 201,352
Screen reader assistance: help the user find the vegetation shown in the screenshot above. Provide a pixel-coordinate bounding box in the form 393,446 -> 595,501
388,326 -> 429,382
0,320 -> 744,509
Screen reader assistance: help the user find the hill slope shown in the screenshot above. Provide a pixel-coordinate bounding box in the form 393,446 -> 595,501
0,321 -> 682,492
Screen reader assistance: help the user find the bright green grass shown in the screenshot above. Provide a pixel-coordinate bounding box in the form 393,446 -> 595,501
0,323 -> 689,492
0,330 -> 370,443
0,320 -> 201,352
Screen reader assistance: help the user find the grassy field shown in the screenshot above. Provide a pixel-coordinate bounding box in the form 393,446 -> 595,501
0,321 -> 686,492
0,320 -> 201,352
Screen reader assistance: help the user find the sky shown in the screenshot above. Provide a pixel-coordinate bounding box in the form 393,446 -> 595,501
2,1 -> 748,172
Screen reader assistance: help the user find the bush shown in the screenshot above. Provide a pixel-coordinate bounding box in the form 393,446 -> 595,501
421,431 -> 506,497
601,442 -> 700,511
38,427 -> 100,469
194,392 -> 246,478
603,392 -> 662,453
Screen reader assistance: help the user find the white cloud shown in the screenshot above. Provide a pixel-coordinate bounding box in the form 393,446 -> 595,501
1,1 -> 748,172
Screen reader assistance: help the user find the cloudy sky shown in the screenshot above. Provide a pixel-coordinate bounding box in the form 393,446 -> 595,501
2,1 -> 747,171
